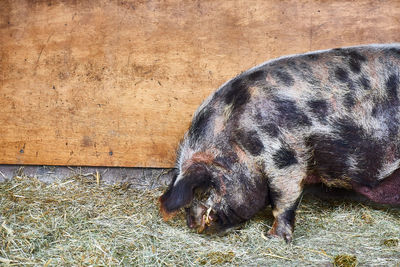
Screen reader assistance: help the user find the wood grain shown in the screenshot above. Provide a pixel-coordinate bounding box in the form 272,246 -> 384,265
1,0 -> 400,167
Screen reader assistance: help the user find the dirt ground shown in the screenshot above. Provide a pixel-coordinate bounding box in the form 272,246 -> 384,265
0,165 -> 399,266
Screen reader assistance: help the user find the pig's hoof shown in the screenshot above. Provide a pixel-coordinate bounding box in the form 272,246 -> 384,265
267,226 -> 293,243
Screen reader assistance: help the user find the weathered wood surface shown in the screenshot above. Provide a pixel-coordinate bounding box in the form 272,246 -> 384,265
1,0 -> 400,167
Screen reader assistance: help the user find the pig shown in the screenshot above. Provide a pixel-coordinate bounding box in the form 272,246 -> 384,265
159,44 -> 400,242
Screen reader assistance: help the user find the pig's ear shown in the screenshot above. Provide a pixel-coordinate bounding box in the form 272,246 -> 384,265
159,165 -> 211,221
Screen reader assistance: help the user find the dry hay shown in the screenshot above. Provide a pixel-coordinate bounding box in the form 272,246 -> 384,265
0,172 -> 399,266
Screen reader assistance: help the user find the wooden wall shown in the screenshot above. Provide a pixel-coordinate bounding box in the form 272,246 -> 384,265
1,0 -> 400,167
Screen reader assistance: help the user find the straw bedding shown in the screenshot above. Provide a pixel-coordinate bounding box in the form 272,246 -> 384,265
0,171 -> 399,266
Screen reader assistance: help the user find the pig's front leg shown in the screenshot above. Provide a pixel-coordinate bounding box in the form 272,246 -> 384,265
266,170 -> 305,243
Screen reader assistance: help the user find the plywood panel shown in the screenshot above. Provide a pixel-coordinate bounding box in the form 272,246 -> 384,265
1,0 -> 400,167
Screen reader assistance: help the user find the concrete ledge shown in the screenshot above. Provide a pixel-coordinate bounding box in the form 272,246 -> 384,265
0,165 -> 174,189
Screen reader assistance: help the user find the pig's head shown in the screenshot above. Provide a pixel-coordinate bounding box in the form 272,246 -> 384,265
159,151 -> 270,233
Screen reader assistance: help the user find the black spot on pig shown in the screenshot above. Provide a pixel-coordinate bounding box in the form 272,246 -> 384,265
333,66 -> 356,92
224,78 -> 250,112
335,67 -> 349,83
288,61 -> 320,86
234,129 -> 264,156
307,99 -> 329,120
388,47 -> 400,58
348,50 -> 367,73
386,73 -> 399,103
248,70 -> 266,82
304,53 -> 320,61
307,118 -> 384,186
189,107 -> 214,144
272,144 -> 298,169
371,73 -> 400,137
260,123 -> 280,138
359,75 -> 371,90
343,92 -> 356,109
273,98 -> 311,128
334,118 -> 364,140
349,58 -> 362,73
348,50 -> 367,61
272,68 -> 294,86
334,117 -> 382,157
333,48 -> 367,73
297,60 -> 311,69
371,104 -> 379,117
372,101 -> 399,138
306,134 -> 350,180
354,140 -> 385,187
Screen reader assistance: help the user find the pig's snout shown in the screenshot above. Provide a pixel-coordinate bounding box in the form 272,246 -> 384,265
185,203 -> 217,233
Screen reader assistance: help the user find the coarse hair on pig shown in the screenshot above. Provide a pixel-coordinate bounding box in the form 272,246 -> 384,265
160,44 -> 400,242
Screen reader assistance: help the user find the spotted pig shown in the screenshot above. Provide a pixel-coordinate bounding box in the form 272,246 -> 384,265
159,44 -> 400,242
